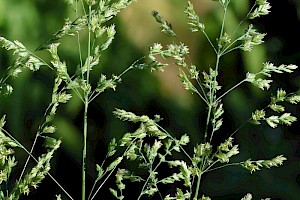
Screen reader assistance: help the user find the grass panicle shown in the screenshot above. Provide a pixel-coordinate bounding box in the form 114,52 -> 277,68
0,0 -> 298,199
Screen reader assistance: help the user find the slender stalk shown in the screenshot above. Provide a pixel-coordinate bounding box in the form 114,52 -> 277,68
193,172 -> 202,200
204,162 -> 241,173
196,78 -> 209,103
221,45 -> 242,56
65,75 -> 85,103
82,99 -> 88,200
185,54 -> 209,104
204,104 -> 212,142
156,185 -> 164,200
190,175 -> 196,197
28,51 -> 53,70
90,137 -> 143,199
137,169 -> 153,200
210,126 -> 216,142
196,90 -> 209,105
19,102 -> 53,180
89,160 -> 124,200
229,119 -> 250,137
156,123 -> 194,163
231,3 -> 257,37
19,91 -> 59,180
86,5 -> 92,83
218,7 -> 227,53
202,31 -> 217,54
88,176 -> 100,200
0,49 -> 52,86
201,6 -> 230,196
204,47 -> 222,143
216,79 -> 246,102
19,134 -> 39,180
1,128 -> 74,200
219,2 -> 257,56
202,160 -> 219,173
87,157 -> 108,200
82,4 -> 92,200
204,2 -> 228,142
213,5 -> 227,94
88,56 -> 146,103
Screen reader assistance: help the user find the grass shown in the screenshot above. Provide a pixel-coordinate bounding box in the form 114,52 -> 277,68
0,0 -> 299,199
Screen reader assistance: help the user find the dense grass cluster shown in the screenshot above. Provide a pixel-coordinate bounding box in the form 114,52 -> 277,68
0,0 -> 299,199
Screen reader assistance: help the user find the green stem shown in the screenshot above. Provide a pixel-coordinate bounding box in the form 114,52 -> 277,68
219,7 -> 227,51
137,160 -> 161,200
89,166 -> 117,200
87,157 -> 108,200
19,134 -> 39,180
86,5 -> 92,83
202,160 -> 219,173
156,124 -> 194,163
82,5 -> 92,200
204,162 -> 241,173
194,172 -> 202,200
20,91 -> 59,180
196,78 -> 209,103
204,55 -> 221,143
89,138 -> 140,199
220,2 -> 257,56
1,128 -> 74,200
221,44 -> 242,56
88,56 -> 145,103
216,79 -> 246,102
205,3 -> 227,142
195,90 -> 209,105
82,99 -> 88,200
229,119 -> 250,137
204,104 -> 212,142
231,3 -> 257,37
202,30 -> 217,54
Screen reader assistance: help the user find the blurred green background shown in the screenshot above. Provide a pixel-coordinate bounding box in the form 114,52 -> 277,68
0,0 -> 300,199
